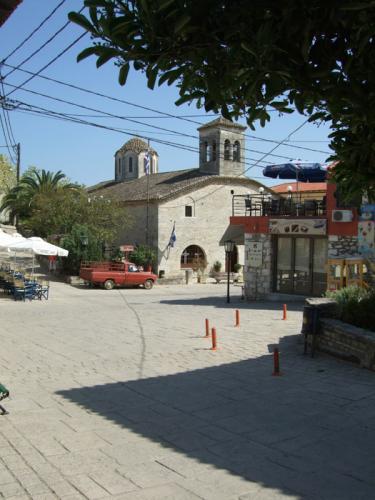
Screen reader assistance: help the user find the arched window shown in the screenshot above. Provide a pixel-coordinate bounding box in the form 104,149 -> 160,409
180,245 -> 206,269
207,143 -> 212,162
203,142 -> 208,163
233,141 -> 241,162
121,158 -> 125,177
212,140 -> 216,161
128,157 -> 133,173
224,139 -> 231,160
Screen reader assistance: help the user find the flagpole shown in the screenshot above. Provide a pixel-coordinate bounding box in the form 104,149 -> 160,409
146,140 -> 150,246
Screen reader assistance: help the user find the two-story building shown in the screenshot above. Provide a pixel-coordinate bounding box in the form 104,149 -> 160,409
230,176 -> 374,299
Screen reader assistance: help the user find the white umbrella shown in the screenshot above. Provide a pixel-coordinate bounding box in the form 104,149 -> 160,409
0,230 -> 25,249
0,231 -> 26,267
7,237 -> 69,275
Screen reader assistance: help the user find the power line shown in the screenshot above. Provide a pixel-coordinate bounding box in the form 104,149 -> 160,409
3,5 -> 85,81
0,114 -> 16,164
5,32 -> 88,98
0,78 -> 16,146
2,81 -> 324,165
1,1 -> 66,64
1,62 -> 330,156
9,97 -> 269,171
246,134 -> 329,154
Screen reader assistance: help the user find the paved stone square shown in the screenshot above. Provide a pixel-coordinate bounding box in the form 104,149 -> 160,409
0,282 -> 375,499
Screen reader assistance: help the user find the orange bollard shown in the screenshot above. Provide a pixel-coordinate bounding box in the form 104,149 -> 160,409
272,347 -> 282,376
283,303 -> 287,320
211,328 -> 217,351
235,309 -> 240,327
205,318 -> 210,337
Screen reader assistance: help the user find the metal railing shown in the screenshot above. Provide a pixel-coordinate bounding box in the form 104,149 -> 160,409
232,194 -> 326,217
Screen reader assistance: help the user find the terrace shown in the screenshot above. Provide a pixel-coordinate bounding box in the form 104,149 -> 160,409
232,193 -> 326,218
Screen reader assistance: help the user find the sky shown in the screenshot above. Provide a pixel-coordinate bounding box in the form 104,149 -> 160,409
0,0 -> 333,188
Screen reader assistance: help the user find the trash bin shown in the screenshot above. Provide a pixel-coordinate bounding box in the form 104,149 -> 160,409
302,305 -> 319,356
159,270 -> 165,279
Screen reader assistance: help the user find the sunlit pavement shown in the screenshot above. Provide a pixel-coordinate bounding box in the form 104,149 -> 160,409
0,282 -> 374,499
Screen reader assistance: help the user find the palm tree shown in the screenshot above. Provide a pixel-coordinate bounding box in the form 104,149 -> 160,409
0,168 -> 80,221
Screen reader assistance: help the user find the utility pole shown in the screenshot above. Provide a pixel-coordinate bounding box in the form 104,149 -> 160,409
16,142 -> 20,183
14,142 -> 20,228
145,139 -> 150,246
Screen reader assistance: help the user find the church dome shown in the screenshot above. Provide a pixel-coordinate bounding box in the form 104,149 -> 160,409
117,137 -> 158,155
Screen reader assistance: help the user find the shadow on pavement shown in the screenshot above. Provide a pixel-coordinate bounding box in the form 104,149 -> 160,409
57,336 -> 375,499
160,296 -> 304,312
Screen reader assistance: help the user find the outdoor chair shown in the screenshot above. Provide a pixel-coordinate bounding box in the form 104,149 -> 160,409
244,198 -> 252,215
37,280 -> 50,300
13,279 -> 39,301
0,383 -> 9,415
304,200 -> 317,216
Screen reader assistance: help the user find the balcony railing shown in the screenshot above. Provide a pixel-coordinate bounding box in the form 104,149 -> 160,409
232,194 -> 326,217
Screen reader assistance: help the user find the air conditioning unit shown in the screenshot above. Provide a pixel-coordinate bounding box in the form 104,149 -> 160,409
332,209 -> 353,222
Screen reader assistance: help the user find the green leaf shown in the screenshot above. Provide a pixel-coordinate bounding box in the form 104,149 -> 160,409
174,14 -> 191,34
118,63 -> 130,86
68,12 -> 95,33
96,47 -> 119,67
146,67 -> 158,89
241,42 -> 257,58
157,0 -> 176,11
76,46 -> 100,63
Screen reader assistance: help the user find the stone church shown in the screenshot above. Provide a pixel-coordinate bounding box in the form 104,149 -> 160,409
90,117 -> 270,279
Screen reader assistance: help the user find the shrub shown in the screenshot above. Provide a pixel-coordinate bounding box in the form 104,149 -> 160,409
212,261 -> 222,272
233,263 -> 242,273
326,286 -> 375,332
129,245 -> 157,268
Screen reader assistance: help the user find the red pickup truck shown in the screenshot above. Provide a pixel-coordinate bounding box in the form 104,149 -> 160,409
80,261 -> 157,290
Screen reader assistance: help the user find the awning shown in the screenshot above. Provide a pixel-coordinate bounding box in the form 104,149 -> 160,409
219,224 -> 245,246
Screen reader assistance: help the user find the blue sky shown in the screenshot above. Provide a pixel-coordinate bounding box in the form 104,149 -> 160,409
0,0 -> 332,187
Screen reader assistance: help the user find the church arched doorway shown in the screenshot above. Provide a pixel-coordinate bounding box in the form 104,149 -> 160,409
180,245 -> 206,269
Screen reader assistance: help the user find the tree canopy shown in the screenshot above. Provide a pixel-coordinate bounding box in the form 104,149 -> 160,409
69,0 -> 375,197
0,155 -> 16,193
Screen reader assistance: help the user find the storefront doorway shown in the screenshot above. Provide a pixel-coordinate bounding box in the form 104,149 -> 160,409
274,236 -> 327,296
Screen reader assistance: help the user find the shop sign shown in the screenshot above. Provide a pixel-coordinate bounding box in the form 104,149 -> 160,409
120,245 -> 134,252
247,242 -> 263,268
269,219 -> 326,235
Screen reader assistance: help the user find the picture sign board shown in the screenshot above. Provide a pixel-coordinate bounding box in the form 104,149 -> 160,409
269,219 -> 326,235
247,241 -> 263,268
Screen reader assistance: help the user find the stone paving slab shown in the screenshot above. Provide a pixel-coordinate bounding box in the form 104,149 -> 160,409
0,282 -> 375,499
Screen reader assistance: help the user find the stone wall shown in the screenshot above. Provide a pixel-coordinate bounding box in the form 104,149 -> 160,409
243,233 -> 272,300
158,182 -> 260,278
316,318 -> 375,370
328,235 -> 358,258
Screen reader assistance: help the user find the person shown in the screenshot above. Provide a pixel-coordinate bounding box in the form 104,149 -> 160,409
48,255 -> 57,273
138,265 -> 144,272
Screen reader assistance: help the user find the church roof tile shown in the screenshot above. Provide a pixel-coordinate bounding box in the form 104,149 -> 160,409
88,169 -> 268,203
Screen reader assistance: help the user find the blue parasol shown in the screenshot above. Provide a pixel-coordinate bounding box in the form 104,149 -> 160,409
263,161 -> 327,182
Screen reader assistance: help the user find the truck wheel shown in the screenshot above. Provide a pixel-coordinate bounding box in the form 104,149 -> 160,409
104,279 -> 115,290
144,279 -> 154,290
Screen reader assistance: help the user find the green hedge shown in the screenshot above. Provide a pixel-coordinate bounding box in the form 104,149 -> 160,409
326,286 -> 375,332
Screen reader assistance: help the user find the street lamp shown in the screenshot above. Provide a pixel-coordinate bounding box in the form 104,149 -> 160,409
224,239 -> 235,303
